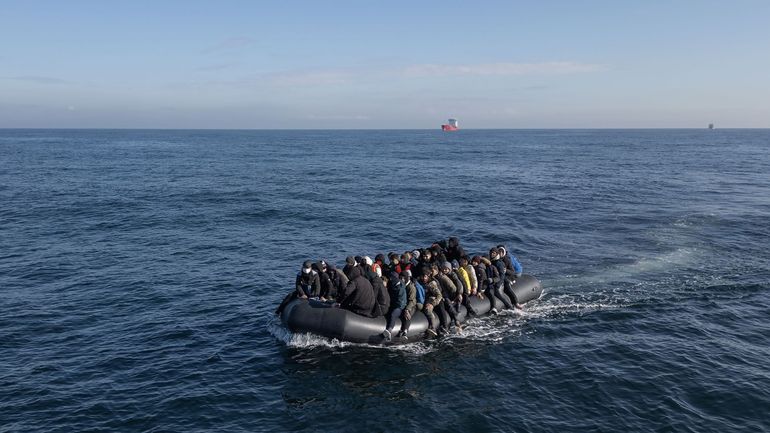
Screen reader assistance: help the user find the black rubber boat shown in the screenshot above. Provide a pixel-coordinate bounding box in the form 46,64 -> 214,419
280,274 -> 543,344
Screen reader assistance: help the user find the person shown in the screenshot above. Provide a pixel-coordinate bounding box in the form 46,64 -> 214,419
370,268 -> 390,318
453,259 -> 478,316
459,256 -> 479,299
446,236 -> 467,263
473,254 -> 509,312
397,270 -> 424,340
418,269 -> 442,337
387,252 -> 402,275
372,254 -> 385,278
490,247 -> 519,309
382,271 -> 406,341
399,253 -> 412,273
342,256 -> 357,280
325,262 -> 348,301
409,250 -> 421,268
274,260 -> 320,316
497,244 -> 523,277
339,266 -> 376,317
295,260 -> 321,298
315,260 -> 334,301
436,261 -> 462,333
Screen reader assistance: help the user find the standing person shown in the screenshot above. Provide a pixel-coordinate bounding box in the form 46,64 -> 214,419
382,271 -> 407,341
397,270 -> 424,340
418,270 -> 442,338
446,236 -> 467,263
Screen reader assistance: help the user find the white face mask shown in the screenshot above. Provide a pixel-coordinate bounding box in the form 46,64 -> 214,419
302,268 -> 311,274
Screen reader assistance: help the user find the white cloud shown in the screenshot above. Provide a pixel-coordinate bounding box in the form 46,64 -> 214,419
402,61 -> 604,77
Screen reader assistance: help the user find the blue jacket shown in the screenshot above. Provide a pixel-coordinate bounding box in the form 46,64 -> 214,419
388,277 -> 407,310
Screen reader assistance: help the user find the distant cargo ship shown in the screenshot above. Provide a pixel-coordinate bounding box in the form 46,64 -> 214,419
441,118 -> 459,131
708,123 -> 714,129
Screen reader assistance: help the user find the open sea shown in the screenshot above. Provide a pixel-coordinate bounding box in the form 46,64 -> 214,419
1,128 -> 769,432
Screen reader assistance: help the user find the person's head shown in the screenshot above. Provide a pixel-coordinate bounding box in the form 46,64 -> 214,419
346,266 -> 363,280
301,260 -> 313,274
400,253 -> 410,264
459,256 -> 469,266
441,262 -> 452,274
451,260 -> 459,270
400,269 -> 412,283
346,256 -> 356,266
497,245 -> 507,257
374,253 -> 385,264
430,263 -> 439,276
388,252 -> 399,265
411,249 -> 420,261
354,255 -> 363,265
489,247 -> 500,260
420,271 -> 431,283
448,236 -> 459,248
422,249 -> 432,262
315,260 -> 327,272
471,255 -> 481,265
363,256 -> 373,267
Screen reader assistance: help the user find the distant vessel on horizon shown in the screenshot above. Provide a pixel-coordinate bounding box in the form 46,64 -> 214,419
441,118 -> 459,131
709,123 -> 714,129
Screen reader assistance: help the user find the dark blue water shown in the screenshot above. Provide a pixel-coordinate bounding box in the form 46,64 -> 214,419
2,129 -> 769,432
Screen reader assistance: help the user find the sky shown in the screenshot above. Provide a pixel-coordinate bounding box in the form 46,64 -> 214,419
1,0 -> 769,129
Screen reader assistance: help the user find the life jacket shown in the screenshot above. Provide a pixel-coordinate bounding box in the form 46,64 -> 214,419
414,280 -> 426,304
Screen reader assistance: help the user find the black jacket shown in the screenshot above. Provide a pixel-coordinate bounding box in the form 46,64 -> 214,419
371,276 -> 390,318
295,271 -> 321,297
341,274 -> 376,317
474,263 -> 489,291
446,237 -> 467,262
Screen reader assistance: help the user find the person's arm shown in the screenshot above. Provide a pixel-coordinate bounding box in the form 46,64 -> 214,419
405,282 -> 416,311
295,274 -> 308,298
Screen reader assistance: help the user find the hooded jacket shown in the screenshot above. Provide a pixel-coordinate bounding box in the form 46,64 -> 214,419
446,237 -> 467,263
387,273 -> 407,311
371,276 -> 390,318
462,264 -> 478,293
500,247 -> 523,275
341,267 -> 376,317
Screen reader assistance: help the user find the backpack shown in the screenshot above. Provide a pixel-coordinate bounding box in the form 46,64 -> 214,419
414,281 -> 426,304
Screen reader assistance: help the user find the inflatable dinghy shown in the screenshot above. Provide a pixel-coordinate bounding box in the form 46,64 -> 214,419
280,274 -> 542,344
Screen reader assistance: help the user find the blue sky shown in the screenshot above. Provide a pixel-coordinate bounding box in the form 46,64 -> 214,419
1,0 -> 769,128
